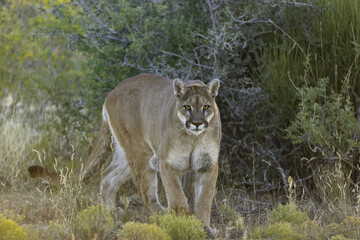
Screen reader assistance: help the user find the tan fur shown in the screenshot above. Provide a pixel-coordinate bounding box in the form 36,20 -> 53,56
29,73 -> 221,228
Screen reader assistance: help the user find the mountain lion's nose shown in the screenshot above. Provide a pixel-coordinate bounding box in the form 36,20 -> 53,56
192,121 -> 203,127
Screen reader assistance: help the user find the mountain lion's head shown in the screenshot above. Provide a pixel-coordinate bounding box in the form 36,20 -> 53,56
173,78 -> 220,135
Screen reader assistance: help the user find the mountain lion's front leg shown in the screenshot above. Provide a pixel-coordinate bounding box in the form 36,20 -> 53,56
159,160 -> 190,214
194,164 -> 218,227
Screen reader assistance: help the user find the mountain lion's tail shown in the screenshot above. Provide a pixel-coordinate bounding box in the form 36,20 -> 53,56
28,119 -> 113,184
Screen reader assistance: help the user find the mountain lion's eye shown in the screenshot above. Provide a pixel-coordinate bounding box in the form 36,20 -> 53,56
184,105 -> 191,110
203,105 -> 210,110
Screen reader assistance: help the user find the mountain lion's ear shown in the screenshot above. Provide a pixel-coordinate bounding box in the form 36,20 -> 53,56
173,78 -> 187,97
206,78 -> 220,98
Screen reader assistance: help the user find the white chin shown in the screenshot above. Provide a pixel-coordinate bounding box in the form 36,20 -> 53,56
188,129 -> 205,136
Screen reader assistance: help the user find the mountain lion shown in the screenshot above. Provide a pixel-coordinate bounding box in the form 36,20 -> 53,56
29,73 -> 221,230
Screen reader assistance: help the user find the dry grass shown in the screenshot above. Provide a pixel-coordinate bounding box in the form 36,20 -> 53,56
1,101 -> 360,239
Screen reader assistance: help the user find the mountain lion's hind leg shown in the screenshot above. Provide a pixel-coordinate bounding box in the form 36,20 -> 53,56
127,146 -> 164,213
100,141 -> 131,209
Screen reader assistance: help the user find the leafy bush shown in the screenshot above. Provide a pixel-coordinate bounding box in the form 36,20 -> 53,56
0,210 -> 24,224
326,216 -> 360,239
287,77 -> 360,205
217,199 -> 244,238
150,211 -> 206,240
330,235 -> 350,240
287,78 -> 360,159
0,0 -> 90,164
269,202 -> 308,225
73,204 -> 114,240
255,0 -> 360,191
47,220 -> 70,240
265,222 -> 306,240
118,222 -> 171,240
0,215 -> 28,240
256,203 -> 321,240
0,0 -> 85,100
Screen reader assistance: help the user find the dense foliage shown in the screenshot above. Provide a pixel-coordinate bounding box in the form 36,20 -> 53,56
150,211 -> 207,240
118,222 -> 171,240
2,0 -> 360,239
73,204 -> 114,240
0,215 -> 28,240
1,0 -> 360,205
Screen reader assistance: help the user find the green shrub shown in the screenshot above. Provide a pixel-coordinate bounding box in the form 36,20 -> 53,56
217,199 -> 245,238
287,77 -> 360,205
251,226 -> 266,240
265,222 -> 306,240
287,78 -> 360,158
47,220 -> 70,240
118,222 -> 171,240
269,202 -> 308,225
150,211 -> 206,240
22,226 -> 39,240
326,216 -> 360,239
301,220 -> 323,240
0,215 -> 28,240
253,219 -> 321,240
330,234 -> 353,240
330,235 -> 350,240
0,210 -> 23,223
261,203 -> 321,240
330,235 -> 352,240
73,204 -> 114,240
255,0 -> 360,194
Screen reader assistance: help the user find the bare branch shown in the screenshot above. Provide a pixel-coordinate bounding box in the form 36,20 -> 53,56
85,34 -> 127,43
160,50 -> 215,70
33,31 -> 127,43
206,0 -> 216,30
284,0 -> 313,7
75,0 -> 117,34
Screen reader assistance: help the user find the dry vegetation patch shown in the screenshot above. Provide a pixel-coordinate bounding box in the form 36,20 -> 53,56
1,103 -> 360,239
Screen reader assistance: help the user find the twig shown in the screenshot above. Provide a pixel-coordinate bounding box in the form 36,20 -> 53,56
268,19 -> 306,57
87,34 -> 127,42
33,32 -> 127,43
75,0 -> 117,34
283,0 -> 313,7
160,50 -> 215,70
206,0 -> 217,30
287,72 -> 301,94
